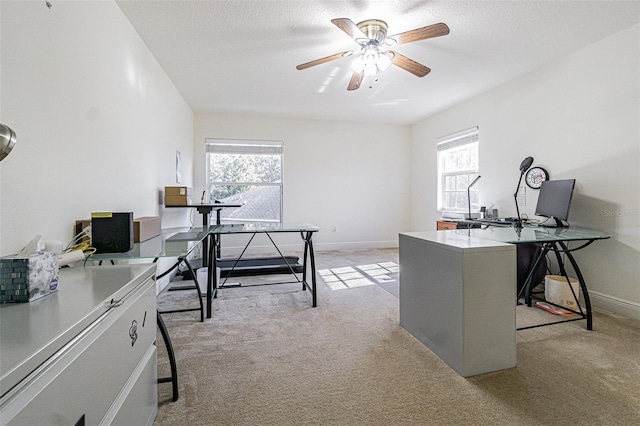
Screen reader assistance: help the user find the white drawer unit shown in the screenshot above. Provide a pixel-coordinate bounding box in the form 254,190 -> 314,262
0,264 -> 158,426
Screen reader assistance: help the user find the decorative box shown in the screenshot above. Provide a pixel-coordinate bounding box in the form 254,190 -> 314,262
0,252 -> 59,303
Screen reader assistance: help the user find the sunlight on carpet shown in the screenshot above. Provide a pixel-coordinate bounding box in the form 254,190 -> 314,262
318,261 -> 399,291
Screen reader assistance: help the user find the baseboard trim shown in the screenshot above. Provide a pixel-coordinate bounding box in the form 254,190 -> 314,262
590,290 -> 640,320
314,241 -> 399,251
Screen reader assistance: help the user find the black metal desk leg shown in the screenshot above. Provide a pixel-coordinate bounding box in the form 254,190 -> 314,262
184,259 -> 204,322
522,243 -> 550,306
301,232 -> 309,291
215,210 -> 222,259
199,209 -> 211,267
206,233 -> 217,319
157,311 -> 178,401
308,237 -> 317,307
558,241 -> 593,330
301,231 -> 317,308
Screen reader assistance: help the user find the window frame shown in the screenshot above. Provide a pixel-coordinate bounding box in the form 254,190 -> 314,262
205,138 -> 284,224
436,127 -> 480,213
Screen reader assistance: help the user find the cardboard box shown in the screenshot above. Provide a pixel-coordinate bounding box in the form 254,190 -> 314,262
134,216 -> 161,243
165,186 -> 192,196
0,252 -> 59,303
164,195 -> 192,206
164,186 -> 192,206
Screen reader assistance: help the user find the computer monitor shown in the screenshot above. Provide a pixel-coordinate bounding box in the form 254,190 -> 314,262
535,179 -> 576,227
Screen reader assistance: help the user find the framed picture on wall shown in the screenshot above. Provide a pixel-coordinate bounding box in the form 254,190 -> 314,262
176,150 -> 182,183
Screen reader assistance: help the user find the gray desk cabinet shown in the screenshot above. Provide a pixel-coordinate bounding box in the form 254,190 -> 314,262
0,264 -> 157,425
399,231 -> 516,377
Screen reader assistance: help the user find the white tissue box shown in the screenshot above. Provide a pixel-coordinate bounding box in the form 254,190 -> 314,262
0,252 -> 59,303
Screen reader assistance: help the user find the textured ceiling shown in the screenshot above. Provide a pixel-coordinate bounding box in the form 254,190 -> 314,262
116,0 -> 640,125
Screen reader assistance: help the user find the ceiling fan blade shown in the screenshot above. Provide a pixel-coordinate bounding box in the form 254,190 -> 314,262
331,18 -> 367,41
347,71 -> 364,91
387,22 -> 450,45
296,51 -> 353,70
389,51 -> 431,77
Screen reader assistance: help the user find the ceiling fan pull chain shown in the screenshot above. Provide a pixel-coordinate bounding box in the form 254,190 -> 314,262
368,75 -> 379,89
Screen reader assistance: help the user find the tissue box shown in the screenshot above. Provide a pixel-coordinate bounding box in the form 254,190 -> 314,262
0,252 -> 59,303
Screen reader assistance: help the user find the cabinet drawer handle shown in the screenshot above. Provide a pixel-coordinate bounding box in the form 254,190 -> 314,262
129,320 -> 138,346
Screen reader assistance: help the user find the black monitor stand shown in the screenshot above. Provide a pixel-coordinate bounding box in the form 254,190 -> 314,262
540,217 -> 569,228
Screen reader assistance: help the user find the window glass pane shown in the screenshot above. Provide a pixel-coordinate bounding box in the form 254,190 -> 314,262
209,154 -> 281,184
455,192 -> 467,210
456,174 -> 469,191
470,191 -> 479,208
215,185 -> 281,222
442,145 -> 477,173
436,129 -> 479,212
445,192 -> 455,209
444,175 -> 456,191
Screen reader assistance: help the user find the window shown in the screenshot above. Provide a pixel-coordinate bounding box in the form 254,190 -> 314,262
437,127 -> 479,212
206,139 -> 283,224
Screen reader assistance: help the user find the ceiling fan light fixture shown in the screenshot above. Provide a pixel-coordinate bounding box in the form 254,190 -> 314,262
351,56 -> 365,73
362,45 -> 378,64
377,52 -> 392,71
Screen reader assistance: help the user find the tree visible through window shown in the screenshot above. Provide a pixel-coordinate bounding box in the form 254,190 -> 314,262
206,139 -> 283,223
437,128 -> 479,212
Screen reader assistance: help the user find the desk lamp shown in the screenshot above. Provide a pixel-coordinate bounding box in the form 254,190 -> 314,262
0,123 -> 17,162
514,156 -> 534,228
467,175 -> 481,220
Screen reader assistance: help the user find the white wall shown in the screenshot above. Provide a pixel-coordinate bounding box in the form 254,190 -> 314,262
194,113 -> 411,253
411,25 -> 640,318
0,1 -> 194,289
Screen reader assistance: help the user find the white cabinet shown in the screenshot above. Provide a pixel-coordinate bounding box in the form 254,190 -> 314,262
0,264 -> 157,425
399,231 -> 517,377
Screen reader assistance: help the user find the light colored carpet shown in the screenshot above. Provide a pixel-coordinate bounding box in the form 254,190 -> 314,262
155,249 -> 640,425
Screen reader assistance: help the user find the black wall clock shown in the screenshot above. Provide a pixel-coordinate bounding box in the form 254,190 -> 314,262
525,167 -> 549,189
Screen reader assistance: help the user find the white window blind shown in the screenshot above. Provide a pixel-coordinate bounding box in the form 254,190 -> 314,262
437,127 -> 479,152
206,139 -> 283,155
437,127 -> 480,212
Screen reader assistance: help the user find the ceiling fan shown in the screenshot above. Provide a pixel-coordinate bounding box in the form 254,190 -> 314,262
296,18 -> 450,91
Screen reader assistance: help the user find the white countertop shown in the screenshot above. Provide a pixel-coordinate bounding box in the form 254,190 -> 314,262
400,230 -> 514,252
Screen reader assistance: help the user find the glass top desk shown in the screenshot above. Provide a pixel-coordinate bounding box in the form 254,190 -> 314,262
87,227 -> 211,322
88,227 -> 209,260
206,223 -> 320,319
451,225 -> 612,330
